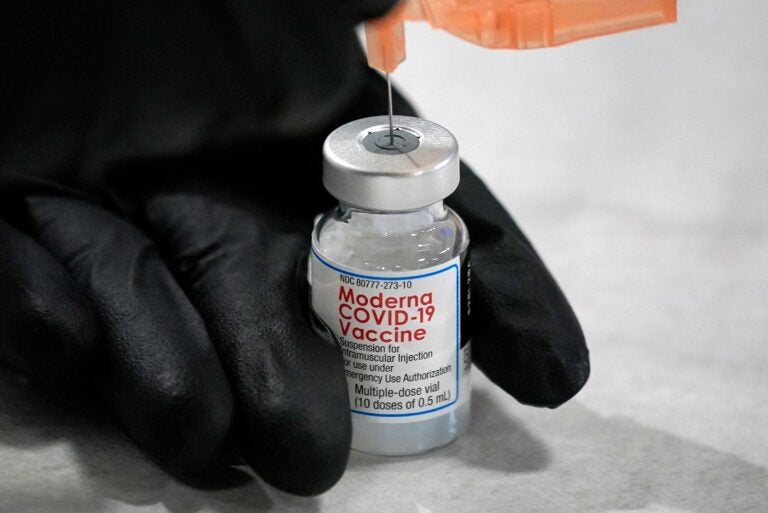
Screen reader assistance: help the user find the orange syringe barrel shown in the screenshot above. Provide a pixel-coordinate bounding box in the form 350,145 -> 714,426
365,0 -> 677,73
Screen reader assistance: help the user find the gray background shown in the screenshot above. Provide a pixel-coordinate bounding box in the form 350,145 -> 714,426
1,1 -> 767,511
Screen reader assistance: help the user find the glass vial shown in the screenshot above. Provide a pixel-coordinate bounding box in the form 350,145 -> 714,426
310,116 -> 471,455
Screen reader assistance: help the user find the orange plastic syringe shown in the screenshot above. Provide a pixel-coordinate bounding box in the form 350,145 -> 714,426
365,0 -> 677,73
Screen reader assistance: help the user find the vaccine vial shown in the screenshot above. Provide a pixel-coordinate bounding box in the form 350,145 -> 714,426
310,116 -> 471,455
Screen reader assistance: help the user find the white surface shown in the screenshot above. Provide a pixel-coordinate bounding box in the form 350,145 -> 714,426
2,0 -> 768,511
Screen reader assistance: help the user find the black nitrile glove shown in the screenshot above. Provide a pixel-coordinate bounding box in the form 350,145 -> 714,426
0,0 -> 589,496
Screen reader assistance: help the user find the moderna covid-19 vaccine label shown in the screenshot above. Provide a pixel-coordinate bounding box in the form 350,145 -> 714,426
310,248 -> 470,421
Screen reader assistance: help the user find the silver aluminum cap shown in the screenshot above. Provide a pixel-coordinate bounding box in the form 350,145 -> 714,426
322,115 -> 460,211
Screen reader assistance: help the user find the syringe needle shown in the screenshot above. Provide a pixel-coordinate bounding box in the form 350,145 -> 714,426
386,72 -> 394,145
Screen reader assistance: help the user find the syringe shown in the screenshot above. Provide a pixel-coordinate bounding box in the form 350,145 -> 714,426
367,0 -> 677,129
366,0 -> 677,73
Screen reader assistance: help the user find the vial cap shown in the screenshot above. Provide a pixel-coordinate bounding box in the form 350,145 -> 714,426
323,115 -> 460,211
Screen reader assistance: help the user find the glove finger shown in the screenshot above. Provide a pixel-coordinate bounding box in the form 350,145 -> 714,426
447,165 -> 590,408
0,219 -> 100,383
21,194 -> 234,471
141,190 -> 350,496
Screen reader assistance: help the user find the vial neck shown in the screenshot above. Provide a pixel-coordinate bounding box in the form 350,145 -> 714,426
339,201 -> 446,218
338,201 -> 448,233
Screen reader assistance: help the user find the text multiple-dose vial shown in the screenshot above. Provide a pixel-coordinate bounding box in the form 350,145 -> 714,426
310,116 -> 471,455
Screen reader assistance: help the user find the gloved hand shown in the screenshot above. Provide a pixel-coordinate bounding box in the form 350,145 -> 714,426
0,0 -> 589,496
